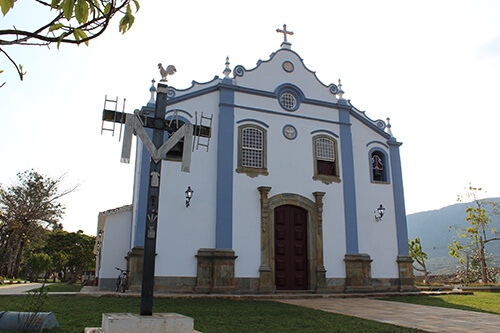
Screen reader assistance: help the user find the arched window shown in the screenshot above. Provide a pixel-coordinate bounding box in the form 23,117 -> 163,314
370,149 -> 390,183
236,124 -> 268,177
313,135 -> 340,184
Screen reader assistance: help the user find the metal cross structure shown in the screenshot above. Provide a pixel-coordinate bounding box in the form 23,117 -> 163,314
276,24 -> 294,42
101,81 -> 211,316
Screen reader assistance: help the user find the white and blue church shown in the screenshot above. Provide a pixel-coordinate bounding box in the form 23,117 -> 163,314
94,29 -> 415,294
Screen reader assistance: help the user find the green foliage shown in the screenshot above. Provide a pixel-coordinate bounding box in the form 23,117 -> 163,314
0,170 -> 76,278
26,253 -> 53,281
43,230 -> 96,282
0,0 -> 140,83
0,0 -> 14,16
448,183 -> 500,283
408,237 -> 430,281
453,249 -> 498,284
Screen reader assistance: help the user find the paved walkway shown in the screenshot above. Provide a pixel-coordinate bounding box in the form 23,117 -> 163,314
278,298 -> 500,333
0,283 -> 46,295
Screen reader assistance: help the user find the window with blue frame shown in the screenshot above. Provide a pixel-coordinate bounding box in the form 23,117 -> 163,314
370,149 -> 389,183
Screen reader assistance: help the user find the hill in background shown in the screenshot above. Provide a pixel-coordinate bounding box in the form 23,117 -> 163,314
407,197 -> 500,275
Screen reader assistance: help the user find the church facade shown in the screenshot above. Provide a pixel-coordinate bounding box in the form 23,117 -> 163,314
94,35 -> 415,293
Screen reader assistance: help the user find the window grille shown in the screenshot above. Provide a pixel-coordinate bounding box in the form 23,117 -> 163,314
316,138 -> 335,162
242,127 -> 263,168
280,92 -> 297,110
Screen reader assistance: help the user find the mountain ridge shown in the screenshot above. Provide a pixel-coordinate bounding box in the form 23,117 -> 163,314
406,197 -> 500,274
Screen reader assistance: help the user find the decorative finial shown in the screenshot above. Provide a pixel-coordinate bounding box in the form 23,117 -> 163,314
148,79 -> 156,105
386,117 -> 394,137
337,78 -> 345,100
158,63 -> 176,82
276,24 -> 294,49
223,56 -> 231,78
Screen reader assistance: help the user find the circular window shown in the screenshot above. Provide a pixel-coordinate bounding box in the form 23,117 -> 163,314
280,92 -> 297,110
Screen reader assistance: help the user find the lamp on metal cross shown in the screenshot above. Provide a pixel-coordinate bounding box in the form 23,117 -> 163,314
374,204 -> 385,222
185,186 -> 194,207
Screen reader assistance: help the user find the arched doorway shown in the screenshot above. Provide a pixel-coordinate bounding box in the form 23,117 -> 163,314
274,205 -> 308,290
257,188 -> 326,293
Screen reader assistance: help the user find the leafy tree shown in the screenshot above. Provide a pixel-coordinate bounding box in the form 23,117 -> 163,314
0,0 -> 140,86
26,252 -> 53,281
43,230 -> 95,282
0,170 -> 76,278
448,183 -> 500,283
453,248 -> 498,284
408,237 -> 430,283
49,250 -> 69,282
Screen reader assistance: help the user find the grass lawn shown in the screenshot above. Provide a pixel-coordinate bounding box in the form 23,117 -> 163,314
382,292 -> 500,315
0,296 -> 425,333
27,283 -> 83,293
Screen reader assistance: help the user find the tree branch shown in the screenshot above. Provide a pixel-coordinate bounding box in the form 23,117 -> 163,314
0,47 -> 24,81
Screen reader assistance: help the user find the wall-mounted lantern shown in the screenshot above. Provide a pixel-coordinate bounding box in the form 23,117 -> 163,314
374,204 -> 385,222
185,186 -> 194,207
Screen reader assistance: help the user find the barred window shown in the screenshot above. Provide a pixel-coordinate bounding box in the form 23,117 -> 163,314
316,138 -> 335,162
242,127 -> 263,168
280,92 -> 297,110
313,135 -> 340,183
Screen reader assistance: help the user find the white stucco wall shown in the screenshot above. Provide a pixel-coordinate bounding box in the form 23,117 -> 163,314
99,209 -> 132,279
350,116 -> 399,277
231,92 -> 347,278
154,92 -> 219,277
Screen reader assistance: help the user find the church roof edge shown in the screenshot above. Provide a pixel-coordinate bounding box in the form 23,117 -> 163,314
233,48 -> 339,94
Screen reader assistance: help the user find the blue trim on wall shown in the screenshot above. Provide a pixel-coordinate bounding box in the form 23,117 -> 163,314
388,139 -> 409,255
165,114 -> 192,125
216,79 -> 235,249
236,118 -> 269,128
339,109 -> 359,254
282,124 -> 297,140
368,147 -> 391,183
310,129 -> 339,138
366,140 -> 389,149
166,109 -> 194,120
232,48 -> 338,93
222,102 -> 346,126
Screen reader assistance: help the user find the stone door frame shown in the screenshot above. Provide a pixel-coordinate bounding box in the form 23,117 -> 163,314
257,187 -> 326,292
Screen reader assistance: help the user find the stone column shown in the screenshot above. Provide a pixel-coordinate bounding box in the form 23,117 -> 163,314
257,186 -> 275,293
125,246 -> 144,291
195,248 -> 237,293
397,255 -> 418,291
313,191 -> 327,292
344,253 -> 374,292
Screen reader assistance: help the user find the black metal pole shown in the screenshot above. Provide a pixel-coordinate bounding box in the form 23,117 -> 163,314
140,83 -> 168,316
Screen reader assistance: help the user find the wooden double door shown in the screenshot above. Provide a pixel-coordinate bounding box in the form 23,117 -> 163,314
274,205 -> 309,290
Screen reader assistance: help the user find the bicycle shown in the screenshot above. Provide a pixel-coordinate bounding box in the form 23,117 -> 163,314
115,267 -> 129,293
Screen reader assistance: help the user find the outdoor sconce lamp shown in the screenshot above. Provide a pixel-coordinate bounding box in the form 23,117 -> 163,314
374,204 -> 385,222
185,186 -> 194,207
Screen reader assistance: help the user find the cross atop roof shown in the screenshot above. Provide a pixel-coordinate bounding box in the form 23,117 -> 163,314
276,24 -> 294,43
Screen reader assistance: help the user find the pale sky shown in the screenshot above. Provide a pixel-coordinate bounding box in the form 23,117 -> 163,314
2,0 -> 500,235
